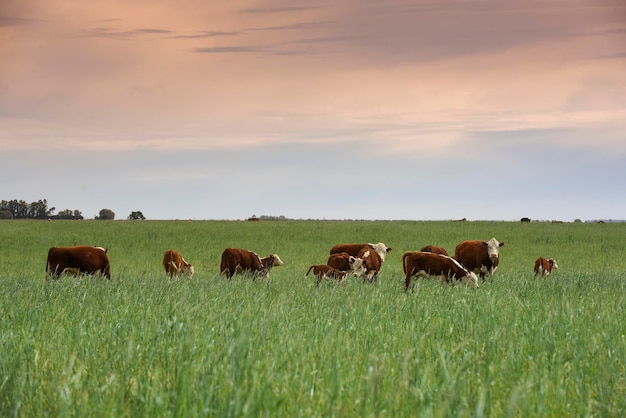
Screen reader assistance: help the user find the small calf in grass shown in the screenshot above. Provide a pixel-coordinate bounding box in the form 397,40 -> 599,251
306,264 -> 348,286
534,257 -> 558,277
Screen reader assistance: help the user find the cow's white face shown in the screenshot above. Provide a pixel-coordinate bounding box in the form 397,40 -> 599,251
349,256 -> 366,277
550,259 -> 559,270
368,242 -> 390,261
271,254 -> 284,266
463,272 -> 479,288
182,264 -> 194,278
484,238 -> 503,260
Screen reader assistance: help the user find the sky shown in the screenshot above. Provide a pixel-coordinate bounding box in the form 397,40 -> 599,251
1,0 -> 625,221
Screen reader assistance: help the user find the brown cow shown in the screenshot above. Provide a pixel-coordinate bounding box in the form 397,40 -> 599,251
534,257 -> 558,277
326,252 -> 366,277
220,248 -> 284,280
306,264 -> 348,286
420,245 -> 449,256
329,242 -> 391,261
454,238 -> 504,280
46,245 -> 111,280
357,247 -> 384,283
163,249 -> 194,278
403,251 -> 479,290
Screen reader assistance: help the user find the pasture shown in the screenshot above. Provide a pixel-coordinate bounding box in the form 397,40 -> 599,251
1,219 -> 625,417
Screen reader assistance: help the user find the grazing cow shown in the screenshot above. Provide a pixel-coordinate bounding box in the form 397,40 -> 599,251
46,245 -> 111,280
534,257 -> 558,277
220,248 -> 283,280
326,252 -> 367,277
163,249 -> 194,278
306,264 -> 348,286
454,238 -> 504,280
420,245 -> 449,256
520,217 -> 531,223
357,247 -> 384,283
330,242 -> 391,261
403,251 -> 479,290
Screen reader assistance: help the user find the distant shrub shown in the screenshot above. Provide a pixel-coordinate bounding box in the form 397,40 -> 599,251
96,209 -> 115,220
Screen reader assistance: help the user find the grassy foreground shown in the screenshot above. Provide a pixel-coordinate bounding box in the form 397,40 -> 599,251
1,220 -> 625,417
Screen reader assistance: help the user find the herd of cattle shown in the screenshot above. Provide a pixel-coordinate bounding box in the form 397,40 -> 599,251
45,238 -> 559,290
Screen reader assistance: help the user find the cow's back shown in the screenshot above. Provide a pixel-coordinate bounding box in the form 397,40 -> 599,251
420,245 -> 449,256
330,243 -> 367,257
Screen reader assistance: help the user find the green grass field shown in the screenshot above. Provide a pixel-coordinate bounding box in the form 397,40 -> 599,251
1,220 -> 625,417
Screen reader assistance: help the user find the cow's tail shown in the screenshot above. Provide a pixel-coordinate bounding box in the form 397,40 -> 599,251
401,252 -> 411,274
306,265 -> 314,276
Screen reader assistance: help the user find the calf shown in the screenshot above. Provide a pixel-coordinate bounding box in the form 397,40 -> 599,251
330,242 -> 391,261
306,264 -> 348,286
403,251 -> 479,290
220,248 -> 283,280
357,247 -> 383,283
163,249 -> 194,278
420,245 -> 449,256
46,245 -> 111,280
534,257 -> 558,277
327,252 -> 366,277
454,237 -> 504,280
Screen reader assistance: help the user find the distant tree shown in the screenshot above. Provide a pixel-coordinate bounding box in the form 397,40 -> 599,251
0,199 -> 54,219
0,210 -> 12,219
53,209 -> 84,220
127,211 -> 145,220
28,199 -> 55,219
96,209 -> 115,220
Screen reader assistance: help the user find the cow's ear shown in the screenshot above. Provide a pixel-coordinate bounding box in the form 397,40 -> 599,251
499,242 -> 504,247
349,256 -> 356,263
482,241 -> 488,246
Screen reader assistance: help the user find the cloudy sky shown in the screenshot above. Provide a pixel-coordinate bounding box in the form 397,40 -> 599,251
1,0 -> 625,221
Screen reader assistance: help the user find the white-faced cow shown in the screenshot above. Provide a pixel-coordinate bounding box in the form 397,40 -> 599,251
420,245 -> 449,256
454,238 -> 504,280
220,248 -> 283,280
46,245 -> 111,280
163,249 -> 194,278
326,252 -> 366,277
306,264 -> 348,286
329,242 -> 391,261
534,257 -> 558,277
403,251 -> 479,290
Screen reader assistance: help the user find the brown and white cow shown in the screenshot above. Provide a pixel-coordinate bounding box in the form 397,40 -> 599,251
220,248 -> 283,280
46,245 -> 111,280
306,264 -> 348,286
420,245 -> 449,256
454,238 -> 504,280
356,247 -> 384,283
403,251 -> 479,290
534,257 -> 558,277
326,252 -> 367,277
329,242 -> 391,261
163,249 -> 194,278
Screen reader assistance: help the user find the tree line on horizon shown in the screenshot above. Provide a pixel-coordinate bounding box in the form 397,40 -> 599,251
0,199 -> 145,221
